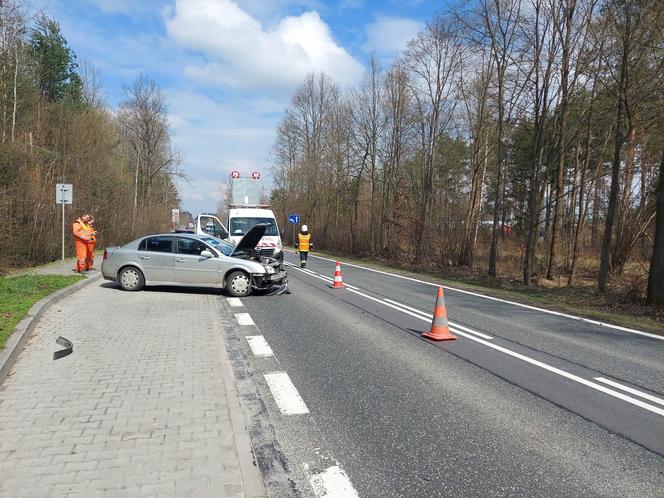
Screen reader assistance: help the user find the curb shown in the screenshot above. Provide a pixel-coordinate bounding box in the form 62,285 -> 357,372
0,273 -> 102,386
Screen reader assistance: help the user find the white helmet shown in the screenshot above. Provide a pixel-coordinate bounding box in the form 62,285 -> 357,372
302,224 -> 308,232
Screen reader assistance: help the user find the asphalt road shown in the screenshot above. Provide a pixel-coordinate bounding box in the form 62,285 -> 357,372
233,252 -> 664,497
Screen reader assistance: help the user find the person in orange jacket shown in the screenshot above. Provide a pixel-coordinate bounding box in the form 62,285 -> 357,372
72,214 -> 93,273
85,216 -> 97,271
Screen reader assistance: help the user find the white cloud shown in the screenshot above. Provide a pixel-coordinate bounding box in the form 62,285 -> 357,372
364,15 -> 423,58
166,89 -> 283,212
165,0 -> 364,91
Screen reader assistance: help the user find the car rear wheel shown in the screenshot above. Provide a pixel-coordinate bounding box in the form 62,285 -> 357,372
118,266 -> 145,291
226,270 -> 252,297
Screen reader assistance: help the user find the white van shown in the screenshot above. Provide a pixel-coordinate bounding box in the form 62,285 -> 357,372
227,208 -> 283,259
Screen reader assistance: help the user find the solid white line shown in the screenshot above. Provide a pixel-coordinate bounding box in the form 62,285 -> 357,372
347,288 -> 431,321
264,372 -> 310,415
449,322 -> 494,340
451,331 -> 664,417
288,252 -> 663,415
227,297 -> 243,307
383,298 -> 493,339
301,253 -> 663,341
595,377 -> 664,407
347,286 -> 664,417
308,465 -> 359,498
235,313 -> 255,326
287,265 -> 359,289
246,336 -> 274,357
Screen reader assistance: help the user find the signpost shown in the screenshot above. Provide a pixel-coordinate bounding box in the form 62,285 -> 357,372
288,213 -> 300,248
171,208 -> 180,229
56,183 -> 73,261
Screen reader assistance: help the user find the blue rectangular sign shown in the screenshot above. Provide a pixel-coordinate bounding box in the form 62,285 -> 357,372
288,214 -> 300,224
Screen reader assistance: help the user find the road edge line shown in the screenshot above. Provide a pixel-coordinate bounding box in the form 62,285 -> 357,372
0,273 -> 102,386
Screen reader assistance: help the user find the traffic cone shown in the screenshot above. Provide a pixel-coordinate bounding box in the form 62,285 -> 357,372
421,287 -> 457,341
330,261 -> 345,289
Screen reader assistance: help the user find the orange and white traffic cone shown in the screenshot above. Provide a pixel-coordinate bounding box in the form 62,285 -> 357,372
421,287 -> 457,341
330,261 -> 345,289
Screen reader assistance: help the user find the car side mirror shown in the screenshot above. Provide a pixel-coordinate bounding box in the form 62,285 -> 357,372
200,250 -> 214,258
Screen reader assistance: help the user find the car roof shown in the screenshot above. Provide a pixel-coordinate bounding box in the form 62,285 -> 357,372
144,233 -> 208,239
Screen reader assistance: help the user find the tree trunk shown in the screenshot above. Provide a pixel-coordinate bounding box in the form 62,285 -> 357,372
546,0 -> 575,280
599,84 -> 626,292
11,46 -> 18,142
611,124 -> 636,274
646,150 -> 664,305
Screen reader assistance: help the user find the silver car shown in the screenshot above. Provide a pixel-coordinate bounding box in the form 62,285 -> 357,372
101,224 -> 287,297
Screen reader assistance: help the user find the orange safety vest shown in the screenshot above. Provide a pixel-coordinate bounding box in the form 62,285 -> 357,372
297,233 -> 311,252
73,219 -> 93,243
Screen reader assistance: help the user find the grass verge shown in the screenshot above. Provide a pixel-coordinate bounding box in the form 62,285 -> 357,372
0,275 -> 84,349
299,249 -> 664,336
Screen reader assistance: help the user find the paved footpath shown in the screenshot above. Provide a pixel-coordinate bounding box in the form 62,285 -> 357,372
0,278 -> 265,497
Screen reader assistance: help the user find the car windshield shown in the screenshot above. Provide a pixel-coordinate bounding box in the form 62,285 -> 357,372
201,236 -> 235,257
230,217 -> 278,236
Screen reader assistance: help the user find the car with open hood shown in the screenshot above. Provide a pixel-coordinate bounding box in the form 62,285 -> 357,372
101,224 -> 287,297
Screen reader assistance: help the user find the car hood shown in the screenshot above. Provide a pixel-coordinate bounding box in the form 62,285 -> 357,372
231,224 -> 267,257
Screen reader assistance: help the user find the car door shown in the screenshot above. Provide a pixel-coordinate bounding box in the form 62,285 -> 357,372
174,237 -> 221,285
137,236 -> 175,282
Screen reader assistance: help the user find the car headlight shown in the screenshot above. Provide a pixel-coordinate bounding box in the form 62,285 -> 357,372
265,266 -> 275,274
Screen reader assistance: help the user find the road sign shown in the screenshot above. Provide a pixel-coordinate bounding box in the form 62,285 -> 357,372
56,183 -> 73,261
171,208 -> 180,224
231,170 -> 241,179
288,214 -> 300,224
56,183 -> 73,204
251,171 -> 261,180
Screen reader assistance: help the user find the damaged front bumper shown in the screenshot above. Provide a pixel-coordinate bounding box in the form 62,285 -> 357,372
252,270 -> 289,295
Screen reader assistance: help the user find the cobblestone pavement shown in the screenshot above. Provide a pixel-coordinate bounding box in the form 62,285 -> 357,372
0,280 -> 264,497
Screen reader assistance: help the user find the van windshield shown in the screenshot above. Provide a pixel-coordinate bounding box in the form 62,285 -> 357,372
230,217 -> 279,236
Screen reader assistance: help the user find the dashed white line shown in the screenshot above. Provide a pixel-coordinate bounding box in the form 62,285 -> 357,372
235,313 -> 255,326
595,377 -> 664,407
307,465 -> 359,498
264,372 -> 310,415
246,335 -> 274,357
227,297 -> 244,307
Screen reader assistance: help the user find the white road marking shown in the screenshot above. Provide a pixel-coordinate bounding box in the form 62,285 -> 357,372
286,252 -> 664,416
235,313 -> 255,326
308,465 -> 359,498
449,322 -> 494,340
264,372 -> 310,415
595,377 -> 664,407
345,287 -> 664,417
227,297 -> 243,307
299,252 -> 663,341
383,298 -> 494,340
246,335 -> 274,357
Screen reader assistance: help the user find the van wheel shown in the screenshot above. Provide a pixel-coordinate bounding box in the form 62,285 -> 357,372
226,271 -> 252,297
118,266 -> 145,291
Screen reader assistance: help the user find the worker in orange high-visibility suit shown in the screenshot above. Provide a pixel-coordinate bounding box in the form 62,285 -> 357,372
296,225 -> 312,268
72,214 -> 93,273
85,216 -> 97,271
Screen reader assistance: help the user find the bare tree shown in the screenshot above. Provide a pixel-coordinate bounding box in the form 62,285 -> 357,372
404,16 -> 463,264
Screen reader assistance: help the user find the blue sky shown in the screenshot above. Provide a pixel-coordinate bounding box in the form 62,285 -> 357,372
36,0 -> 445,215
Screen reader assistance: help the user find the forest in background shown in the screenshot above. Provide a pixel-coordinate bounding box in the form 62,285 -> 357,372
0,2 -> 180,273
270,0 -> 664,308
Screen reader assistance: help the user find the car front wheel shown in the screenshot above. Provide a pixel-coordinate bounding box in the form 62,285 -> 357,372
226,270 -> 252,297
118,266 -> 145,291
